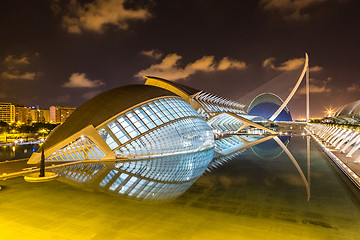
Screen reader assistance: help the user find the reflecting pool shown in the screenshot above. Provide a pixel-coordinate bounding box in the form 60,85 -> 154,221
0,144 -> 39,162
1,137 -> 360,239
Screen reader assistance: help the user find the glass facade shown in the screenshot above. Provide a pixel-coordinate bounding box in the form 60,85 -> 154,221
46,136 -> 104,162
54,163 -> 104,183
42,93 -> 220,200
97,97 -> 214,159
214,135 -> 244,155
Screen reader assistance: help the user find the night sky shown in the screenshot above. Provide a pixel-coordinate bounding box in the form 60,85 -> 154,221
0,0 -> 359,119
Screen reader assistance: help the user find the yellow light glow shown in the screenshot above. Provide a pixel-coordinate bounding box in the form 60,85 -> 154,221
325,107 -> 335,117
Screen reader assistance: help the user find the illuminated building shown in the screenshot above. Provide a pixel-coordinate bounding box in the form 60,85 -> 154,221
247,93 -> 292,122
49,106 -> 76,123
29,106 -> 50,123
0,102 -> 15,124
28,85 -> 215,200
333,100 -> 360,124
27,79 -> 285,200
15,105 -> 30,123
145,76 -> 276,135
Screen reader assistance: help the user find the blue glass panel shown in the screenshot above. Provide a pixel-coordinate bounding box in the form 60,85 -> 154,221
134,108 -> 156,129
117,116 -> 140,138
148,102 -> 169,123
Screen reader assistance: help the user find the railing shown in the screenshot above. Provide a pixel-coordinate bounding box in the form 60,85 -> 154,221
306,124 -> 360,163
305,123 -> 360,189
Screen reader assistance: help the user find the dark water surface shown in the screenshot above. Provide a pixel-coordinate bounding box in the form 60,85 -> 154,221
1,137 -> 359,239
0,144 -> 39,162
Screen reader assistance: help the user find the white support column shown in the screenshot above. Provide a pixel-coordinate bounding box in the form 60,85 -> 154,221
325,127 -> 342,142
322,126 -> 336,139
346,142 -> 360,158
316,125 -> 326,134
330,129 -> 346,145
270,53 -> 309,121
354,154 -> 360,163
336,130 -> 356,149
341,133 -> 360,153
306,61 -> 310,123
320,126 -> 333,138
328,129 -> 344,144
334,129 -> 350,146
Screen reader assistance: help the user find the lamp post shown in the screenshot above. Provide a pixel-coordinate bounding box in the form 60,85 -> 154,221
39,148 -> 45,177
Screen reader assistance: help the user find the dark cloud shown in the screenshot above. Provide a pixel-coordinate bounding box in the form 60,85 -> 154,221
0,0 -> 358,118
61,0 -> 152,34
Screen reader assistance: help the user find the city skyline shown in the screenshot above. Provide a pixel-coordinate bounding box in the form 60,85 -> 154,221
1,0 -> 359,118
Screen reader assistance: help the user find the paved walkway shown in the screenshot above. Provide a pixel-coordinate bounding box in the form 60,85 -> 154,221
330,146 -> 360,183
0,159 -> 35,175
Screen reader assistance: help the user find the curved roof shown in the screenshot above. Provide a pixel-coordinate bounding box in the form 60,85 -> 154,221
145,76 -> 201,96
247,93 -> 289,113
248,102 -> 292,121
335,100 -> 360,118
43,85 -> 177,149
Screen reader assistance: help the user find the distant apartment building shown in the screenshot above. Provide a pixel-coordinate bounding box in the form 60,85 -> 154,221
0,102 -> 15,124
29,106 -> 50,123
15,105 -> 30,123
50,106 -> 76,123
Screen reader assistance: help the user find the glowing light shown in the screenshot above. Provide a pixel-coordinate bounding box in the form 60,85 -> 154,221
325,107 -> 335,117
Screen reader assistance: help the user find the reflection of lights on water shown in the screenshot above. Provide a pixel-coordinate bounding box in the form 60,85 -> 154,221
12,146 -> 15,152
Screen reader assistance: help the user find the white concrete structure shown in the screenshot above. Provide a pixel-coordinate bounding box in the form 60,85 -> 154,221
270,53 -> 310,122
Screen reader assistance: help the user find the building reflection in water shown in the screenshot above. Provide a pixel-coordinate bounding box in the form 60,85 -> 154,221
53,148 -> 214,201
208,134 -> 311,200
251,136 -> 291,159
53,134 -> 311,201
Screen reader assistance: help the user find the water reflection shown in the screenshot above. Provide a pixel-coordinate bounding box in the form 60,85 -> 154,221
251,135 -> 291,159
51,135 -> 311,202
2,136 -> 360,239
53,148 -> 214,201
274,136 -> 310,200
0,144 -> 40,162
210,135 -> 311,200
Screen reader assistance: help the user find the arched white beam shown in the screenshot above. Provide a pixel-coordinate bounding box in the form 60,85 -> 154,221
211,112 -> 278,134
269,53 -> 309,121
216,135 -> 275,156
274,136 -> 310,201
